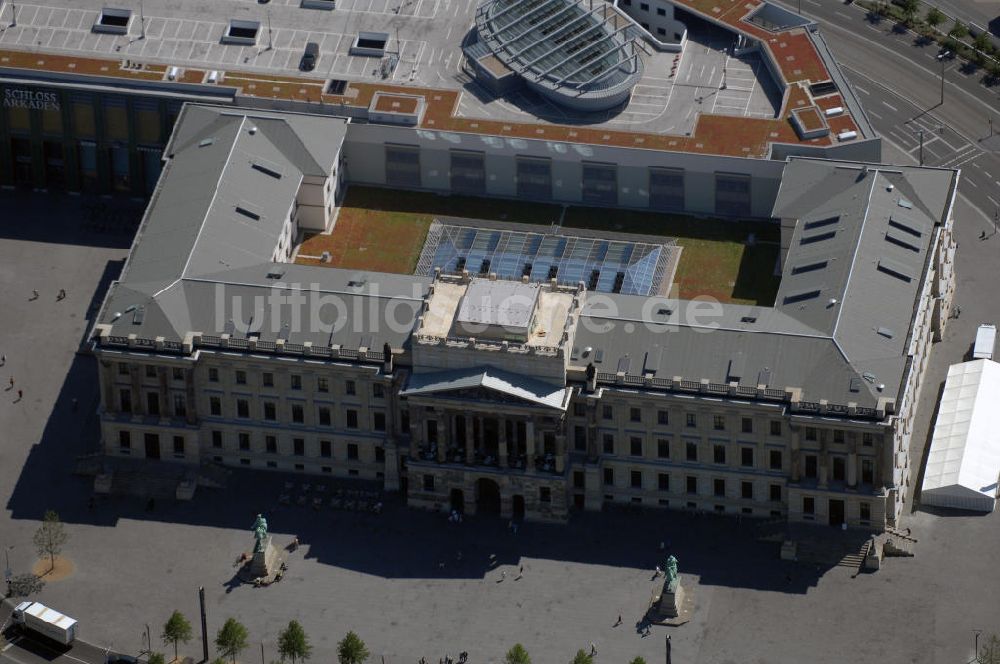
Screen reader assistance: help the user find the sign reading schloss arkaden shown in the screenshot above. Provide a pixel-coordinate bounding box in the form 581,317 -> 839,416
3,89 -> 60,111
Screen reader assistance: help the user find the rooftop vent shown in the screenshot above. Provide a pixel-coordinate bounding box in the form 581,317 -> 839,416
897,197 -> 913,209
235,204 -> 261,221
740,315 -> 757,323
266,268 -> 285,280
251,159 -> 283,179
888,217 -> 922,237
223,19 -> 260,45
803,216 -> 839,231
657,307 -> 673,316
327,79 -> 348,95
885,233 -> 920,253
800,230 -> 836,245
199,138 -> 215,148
876,326 -> 895,339
350,32 -> 389,57
248,125 -> 258,135
791,260 -> 828,275
132,306 -> 145,325
93,8 -> 132,34
876,257 -> 913,283
783,289 -> 821,305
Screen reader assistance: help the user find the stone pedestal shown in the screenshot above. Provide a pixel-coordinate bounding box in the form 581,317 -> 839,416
656,580 -> 685,619
248,536 -> 279,579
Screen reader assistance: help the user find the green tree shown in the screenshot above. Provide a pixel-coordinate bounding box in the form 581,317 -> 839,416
147,653 -> 166,664
336,632 -> 369,664
570,650 -> 594,664
162,611 -> 193,661
899,0 -> 919,24
925,6 -> 944,27
6,573 -> 44,598
949,20 -> 969,39
973,31 -> 991,53
32,510 -> 68,572
210,658 -> 228,664
277,621 -> 312,664
629,658 -> 648,664
979,634 -> 1000,664
215,618 -> 249,664
505,644 -> 531,664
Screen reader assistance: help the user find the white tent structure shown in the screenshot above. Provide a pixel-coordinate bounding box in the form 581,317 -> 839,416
920,359 -> 1000,512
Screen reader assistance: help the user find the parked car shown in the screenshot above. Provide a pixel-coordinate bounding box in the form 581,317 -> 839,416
106,654 -> 139,664
300,42 -> 319,71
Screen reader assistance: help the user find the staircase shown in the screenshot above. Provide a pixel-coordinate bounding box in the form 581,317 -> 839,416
110,469 -> 184,499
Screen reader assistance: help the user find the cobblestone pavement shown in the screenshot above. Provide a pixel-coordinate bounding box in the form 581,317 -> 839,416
1,189 -> 999,664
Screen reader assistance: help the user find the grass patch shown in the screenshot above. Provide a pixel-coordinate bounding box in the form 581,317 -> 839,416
299,187 -> 781,305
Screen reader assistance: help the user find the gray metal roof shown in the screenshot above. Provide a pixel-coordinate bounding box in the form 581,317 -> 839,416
401,366 -> 572,409
457,279 -> 540,329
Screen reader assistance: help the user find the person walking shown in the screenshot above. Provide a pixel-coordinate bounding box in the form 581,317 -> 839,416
7,376 -> 13,389
57,288 -> 66,300
16,389 -> 22,401
590,642 -> 597,656
1,354 -> 5,365
614,614 -> 622,627
30,290 -> 38,300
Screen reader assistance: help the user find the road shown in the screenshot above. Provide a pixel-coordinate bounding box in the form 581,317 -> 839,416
921,0 -> 1000,34
774,0 -> 1000,224
0,602 -> 111,664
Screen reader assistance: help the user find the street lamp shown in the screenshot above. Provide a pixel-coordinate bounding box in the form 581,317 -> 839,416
937,50 -> 950,105
141,623 -> 152,656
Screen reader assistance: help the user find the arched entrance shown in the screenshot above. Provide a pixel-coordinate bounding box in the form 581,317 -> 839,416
476,478 -> 501,516
450,488 -> 465,514
512,494 -> 526,520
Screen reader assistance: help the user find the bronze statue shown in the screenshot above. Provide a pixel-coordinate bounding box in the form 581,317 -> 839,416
664,555 -> 679,589
252,514 -> 268,553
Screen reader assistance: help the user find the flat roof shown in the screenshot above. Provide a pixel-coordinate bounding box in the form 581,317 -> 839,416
0,0 -> 872,159
457,280 -> 541,330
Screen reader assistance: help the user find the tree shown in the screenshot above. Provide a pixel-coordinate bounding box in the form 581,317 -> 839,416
215,618 -> 249,664
162,611 -> 193,661
973,31 -> 991,53
979,634 -> 1000,664
570,650 -> 593,664
6,573 -> 44,598
925,6 -> 944,27
336,632 -> 369,664
277,621 -> 312,664
148,654 -> 166,664
899,0 -> 919,24
505,644 -> 531,664
949,20 -> 969,39
32,510 -> 67,572
629,658 -> 647,664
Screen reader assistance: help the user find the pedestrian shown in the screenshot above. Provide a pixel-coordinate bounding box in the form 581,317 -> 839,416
981,230 -> 987,240
614,614 -> 622,627
590,642 -> 596,656
30,289 -> 38,300
1,353 -> 5,365
8,376 -> 13,388
659,540 -> 665,551
57,288 -> 66,300
17,389 -> 22,400
654,565 -> 662,578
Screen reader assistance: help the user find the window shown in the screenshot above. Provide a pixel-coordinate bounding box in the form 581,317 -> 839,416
832,457 -> 846,482
573,471 -> 585,489
317,377 -> 329,393
603,467 -> 614,486
805,427 -> 818,441
539,487 -> 552,503
770,484 -> 781,502
262,372 -> 274,387
266,435 -> 277,454
210,396 -> 221,416
293,438 -> 305,456
742,417 -> 753,434
658,473 -> 670,491
118,362 -> 130,376
516,156 -> 552,200
346,409 -> 359,429
146,392 -> 160,416
657,410 -> 669,425
237,399 -> 250,418
291,374 -> 302,390
713,444 -> 726,464
347,443 -> 359,460
573,402 -> 586,417
423,474 -> 435,491
172,368 -> 184,381
318,407 -> 331,426
713,478 -> 725,497
373,412 -> 386,432
686,413 -> 696,428
805,455 -> 818,479
803,496 -> 815,516
145,365 -> 157,378
208,367 -> 219,382
264,402 -> 276,421
450,150 -> 486,194
631,470 -> 643,489
582,162 -> 617,206
770,420 -> 782,436
173,435 -> 184,456
715,172 -> 752,217
235,370 -> 247,385
686,476 -> 697,495
833,430 -> 845,444
603,434 -> 614,455
862,459 -> 874,485
713,415 -> 726,431
386,144 -> 421,188
630,407 -> 641,423
686,441 -> 698,462
602,405 -> 614,420
860,502 -> 871,523
741,481 -> 753,500
640,2 -> 649,9
741,447 -> 754,468
212,430 -> 223,448
240,458 -> 251,466
292,404 -> 304,423
657,439 -> 670,458
769,449 -> 782,470
346,380 -> 356,396
574,426 -> 586,451
375,446 -> 385,462
320,440 -> 332,458
656,6 -> 666,15
649,168 -> 685,211
239,433 -> 250,451
173,394 -> 186,417
630,437 -> 643,457
119,430 -> 131,450
373,383 -> 385,399
862,432 -> 874,447
119,389 -> 132,413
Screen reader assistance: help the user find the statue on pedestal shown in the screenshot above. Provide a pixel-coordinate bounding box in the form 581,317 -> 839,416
252,514 -> 269,553
664,555 -> 679,590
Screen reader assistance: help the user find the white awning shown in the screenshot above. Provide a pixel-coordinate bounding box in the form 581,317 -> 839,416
920,359 -> 1000,512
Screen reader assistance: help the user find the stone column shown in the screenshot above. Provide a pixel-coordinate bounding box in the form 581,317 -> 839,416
790,428 -> 800,482
555,433 -> 566,473
847,452 -> 858,488
435,416 -> 446,463
525,419 -> 535,463
131,366 -> 143,416
383,438 -> 400,491
586,401 -> 598,461
465,415 -> 474,465
100,362 -> 116,413
498,417 -> 508,468
157,367 -> 169,421
185,368 -> 198,424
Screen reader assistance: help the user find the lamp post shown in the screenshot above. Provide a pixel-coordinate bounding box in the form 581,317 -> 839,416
937,51 -> 950,105
975,629 -> 983,660
141,623 -> 152,657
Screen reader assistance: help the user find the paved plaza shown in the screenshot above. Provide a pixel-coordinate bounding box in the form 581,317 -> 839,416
1,189 -> 1000,664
